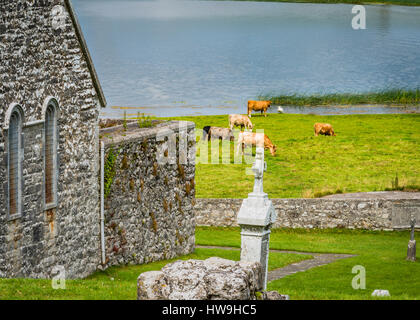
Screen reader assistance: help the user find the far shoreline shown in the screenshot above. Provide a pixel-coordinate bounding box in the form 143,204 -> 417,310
262,89 -> 420,107
218,0 -> 420,7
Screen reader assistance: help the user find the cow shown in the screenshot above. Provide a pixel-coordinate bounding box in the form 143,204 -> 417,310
202,126 -> 234,141
237,131 -> 277,156
314,123 -> 336,136
228,114 -> 253,131
247,100 -> 272,117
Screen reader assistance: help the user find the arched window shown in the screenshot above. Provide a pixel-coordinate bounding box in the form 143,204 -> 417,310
7,106 -> 24,218
44,99 -> 59,208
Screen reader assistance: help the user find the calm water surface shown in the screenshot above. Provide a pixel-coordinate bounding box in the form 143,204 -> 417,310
72,0 -> 420,117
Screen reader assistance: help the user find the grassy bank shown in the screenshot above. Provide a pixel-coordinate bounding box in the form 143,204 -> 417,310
196,227 -> 420,300
165,113 -> 420,198
0,247 -> 309,300
225,0 -> 420,7
262,89 -> 420,107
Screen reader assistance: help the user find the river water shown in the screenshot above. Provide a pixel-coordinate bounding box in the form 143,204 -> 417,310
72,0 -> 420,117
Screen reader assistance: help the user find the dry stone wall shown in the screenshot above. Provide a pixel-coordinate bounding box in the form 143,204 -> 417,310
101,121 -> 196,267
195,198 -> 420,230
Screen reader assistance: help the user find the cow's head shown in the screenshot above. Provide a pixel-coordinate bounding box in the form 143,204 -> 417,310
270,145 -> 277,156
331,130 -> 336,136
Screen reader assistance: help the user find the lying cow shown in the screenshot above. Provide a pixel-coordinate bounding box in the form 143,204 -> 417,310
202,126 -> 234,141
314,123 -> 336,136
247,100 -> 272,117
237,131 -> 277,156
229,114 -> 253,131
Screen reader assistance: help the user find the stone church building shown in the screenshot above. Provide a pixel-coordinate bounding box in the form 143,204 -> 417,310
0,0 -> 106,279
0,0 -> 196,279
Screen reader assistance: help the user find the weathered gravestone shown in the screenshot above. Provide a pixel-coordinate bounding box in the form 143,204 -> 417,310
237,146 -> 277,290
407,217 -> 416,262
136,257 -> 289,300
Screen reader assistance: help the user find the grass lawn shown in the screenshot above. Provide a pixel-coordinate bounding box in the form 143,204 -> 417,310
1,228 -> 418,299
164,113 -> 420,198
0,247 -> 310,300
196,227 -> 420,300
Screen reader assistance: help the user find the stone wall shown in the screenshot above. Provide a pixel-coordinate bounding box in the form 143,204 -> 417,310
101,121 -> 196,267
195,197 -> 420,230
0,0 -> 102,278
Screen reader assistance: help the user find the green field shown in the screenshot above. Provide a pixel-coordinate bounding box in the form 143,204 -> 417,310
1,228 -> 418,300
165,113 -> 420,198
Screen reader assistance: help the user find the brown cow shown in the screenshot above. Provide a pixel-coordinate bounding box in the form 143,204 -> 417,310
247,100 -> 272,117
314,123 -> 336,136
202,126 -> 234,141
237,131 -> 277,156
229,114 -> 253,131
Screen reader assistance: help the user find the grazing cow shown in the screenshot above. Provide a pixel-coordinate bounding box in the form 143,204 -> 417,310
247,100 -> 272,117
202,126 -> 234,141
237,131 -> 277,156
229,114 -> 253,131
314,123 -> 336,136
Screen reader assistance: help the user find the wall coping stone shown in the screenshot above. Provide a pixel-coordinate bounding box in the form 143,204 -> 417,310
100,120 -> 195,147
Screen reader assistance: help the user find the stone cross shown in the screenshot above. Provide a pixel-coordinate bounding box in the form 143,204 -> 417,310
236,146 -> 277,290
407,216 -> 416,262
251,147 -> 267,195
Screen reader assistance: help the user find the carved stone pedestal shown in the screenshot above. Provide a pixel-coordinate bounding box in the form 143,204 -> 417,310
237,193 -> 276,290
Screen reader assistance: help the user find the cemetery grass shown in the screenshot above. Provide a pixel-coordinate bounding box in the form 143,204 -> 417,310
196,226 -> 420,300
165,113 -> 420,198
0,248 -> 310,300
